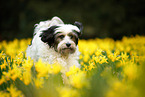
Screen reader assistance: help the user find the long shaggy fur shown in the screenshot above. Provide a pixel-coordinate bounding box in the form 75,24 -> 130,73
26,16 -> 82,73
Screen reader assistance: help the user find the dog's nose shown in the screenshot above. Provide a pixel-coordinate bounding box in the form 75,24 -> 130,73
66,43 -> 71,47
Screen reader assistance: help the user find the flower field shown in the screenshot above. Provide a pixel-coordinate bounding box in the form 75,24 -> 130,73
0,35 -> 145,97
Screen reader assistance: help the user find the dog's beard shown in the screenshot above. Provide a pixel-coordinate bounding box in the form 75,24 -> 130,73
60,47 -> 76,55
56,41 -> 76,56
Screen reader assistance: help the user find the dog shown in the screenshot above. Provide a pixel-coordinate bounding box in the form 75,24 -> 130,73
26,16 -> 83,74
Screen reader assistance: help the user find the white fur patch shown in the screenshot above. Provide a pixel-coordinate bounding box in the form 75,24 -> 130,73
26,16 -> 81,73
55,24 -> 80,34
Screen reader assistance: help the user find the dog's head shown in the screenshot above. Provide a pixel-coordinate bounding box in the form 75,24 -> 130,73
40,22 -> 83,56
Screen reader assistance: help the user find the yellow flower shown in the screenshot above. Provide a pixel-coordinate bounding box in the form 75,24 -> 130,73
17,52 -> 24,58
88,62 -> 96,70
83,54 -> 90,62
116,41 -> 124,51
22,56 -> 33,71
108,51 -> 120,62
121,52 -> 129,60
23,70 -> 31,85
0,51 -> 6,59
93,55 -> 108,64
0,91 -> 10,97
0,60 -> 7,70
69,71 -> 89,89
35,59 -> 51,78
10,64 -> 22,81
82,64 -> 88,72
79,55 -> 83,59
80,61 -> 84,65
0,76 -> 6,85
1,35 -> 145,97
34,78 -> 44,88
123,62 -> 137,80
116,60 -> 126,67
14,52 -> 24,65
3,71 -> 11,81
52,63 -> 61,74
99,56 -> 108,64
66,65 -> 80,77
95,49 -> 103,56
7,85 -> 23,97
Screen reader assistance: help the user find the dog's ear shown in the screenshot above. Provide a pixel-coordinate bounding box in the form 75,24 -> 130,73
50,16 -> 64,26
74,21 -> 83,36
40,25 -> 59,46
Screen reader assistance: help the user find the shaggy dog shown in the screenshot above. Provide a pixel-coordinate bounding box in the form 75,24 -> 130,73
26,16 -> 83,74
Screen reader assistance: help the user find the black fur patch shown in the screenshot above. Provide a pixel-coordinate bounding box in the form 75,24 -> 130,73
74,21 -> 83,36
74,37 -> 78,45
72,30 -> 80,36
69,31 -> 79,45
40,25 -> 59,47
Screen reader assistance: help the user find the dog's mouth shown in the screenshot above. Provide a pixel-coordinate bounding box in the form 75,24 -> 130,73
62,47 -> 73,50
60,47 -> 75,55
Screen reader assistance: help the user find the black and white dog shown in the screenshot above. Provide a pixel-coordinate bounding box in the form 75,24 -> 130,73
26,16 -> 83,73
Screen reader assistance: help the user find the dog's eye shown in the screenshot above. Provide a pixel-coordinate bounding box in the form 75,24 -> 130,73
70,35 -> 74,39
59,35 -> 64,39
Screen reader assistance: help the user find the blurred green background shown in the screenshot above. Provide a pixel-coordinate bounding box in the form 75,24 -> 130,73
0,0 -> 145,41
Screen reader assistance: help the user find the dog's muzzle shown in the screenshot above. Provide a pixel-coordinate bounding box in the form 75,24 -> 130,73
58,43 -> 76,55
